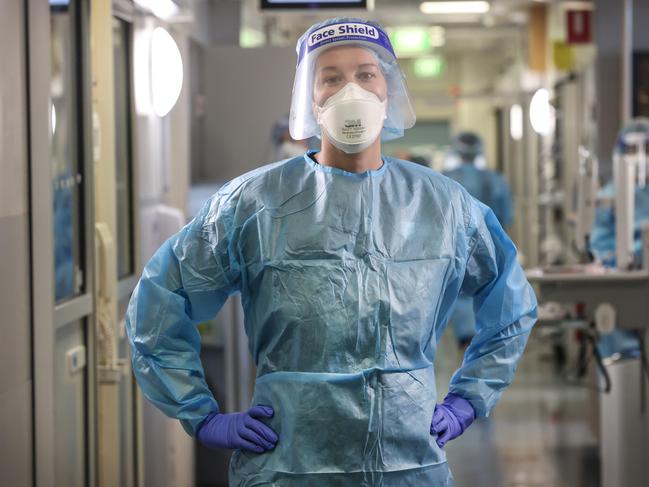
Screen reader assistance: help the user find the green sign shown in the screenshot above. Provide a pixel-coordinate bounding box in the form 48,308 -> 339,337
389,26 -> 445,56
413,56 -> 445,78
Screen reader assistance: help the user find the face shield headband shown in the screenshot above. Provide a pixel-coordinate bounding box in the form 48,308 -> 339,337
296,21 -> 396,68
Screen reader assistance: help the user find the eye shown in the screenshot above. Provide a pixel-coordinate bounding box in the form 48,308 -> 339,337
322,74 -> 343,85
357,71 -> 377,82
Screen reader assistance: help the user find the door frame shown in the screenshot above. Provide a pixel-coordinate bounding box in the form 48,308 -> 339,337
26,0 -> 97,485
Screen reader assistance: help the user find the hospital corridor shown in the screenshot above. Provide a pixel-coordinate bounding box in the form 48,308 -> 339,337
1,1 -> 649,486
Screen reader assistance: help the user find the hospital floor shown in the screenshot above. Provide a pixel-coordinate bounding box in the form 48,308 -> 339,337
436,328 -> 600,487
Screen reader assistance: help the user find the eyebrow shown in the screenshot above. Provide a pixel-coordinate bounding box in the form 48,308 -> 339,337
318,63 -> 379,72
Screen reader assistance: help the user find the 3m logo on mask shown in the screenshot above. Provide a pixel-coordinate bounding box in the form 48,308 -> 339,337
308,23 -> 379,47
316,83 -> 387,154
342,119 -> 366,140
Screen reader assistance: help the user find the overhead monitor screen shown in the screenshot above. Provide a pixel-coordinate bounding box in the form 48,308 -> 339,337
261,0 -> 367,9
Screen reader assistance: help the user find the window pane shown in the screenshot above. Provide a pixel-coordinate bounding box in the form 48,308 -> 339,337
113,17 -> 135,279
51,1 -> 84,302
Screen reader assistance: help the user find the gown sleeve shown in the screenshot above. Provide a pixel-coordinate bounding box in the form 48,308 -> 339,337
448,195 -> 537,417
126,192 -> 242,434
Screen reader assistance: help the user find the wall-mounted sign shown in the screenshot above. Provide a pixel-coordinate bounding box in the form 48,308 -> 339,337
566,10 -> 592,44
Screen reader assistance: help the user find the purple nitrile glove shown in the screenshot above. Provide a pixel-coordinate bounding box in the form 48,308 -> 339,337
196,405 -> 279,453
430,393 -> 476,448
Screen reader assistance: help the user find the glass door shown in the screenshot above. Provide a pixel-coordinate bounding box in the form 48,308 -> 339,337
50,0 -> 96,485
113,9 -> 139,487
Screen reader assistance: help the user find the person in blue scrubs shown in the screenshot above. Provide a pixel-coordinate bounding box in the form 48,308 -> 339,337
444,131 -> 514,348
444,132 -> 513,229
590,118 -> 649,361
126,18 -> 537,486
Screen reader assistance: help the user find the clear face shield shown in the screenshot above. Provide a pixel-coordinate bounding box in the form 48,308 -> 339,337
289,18 -> 416,150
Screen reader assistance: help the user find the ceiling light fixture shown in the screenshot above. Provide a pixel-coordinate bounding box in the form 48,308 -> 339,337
134,26 -> 184,117
420,1 -> 490,15
529,89 -> 555,136
510,104 -> 523,141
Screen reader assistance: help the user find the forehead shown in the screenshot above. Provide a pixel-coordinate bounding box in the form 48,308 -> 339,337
315,46 -> 378,70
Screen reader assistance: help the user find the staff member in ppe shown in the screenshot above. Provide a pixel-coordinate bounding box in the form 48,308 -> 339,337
444,132 -> 515,348
590,118 -> 649,360
126,18 -> 537,486
445,132 -> 513,228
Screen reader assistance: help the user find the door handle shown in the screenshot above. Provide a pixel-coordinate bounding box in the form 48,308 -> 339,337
95,222 -> 116,301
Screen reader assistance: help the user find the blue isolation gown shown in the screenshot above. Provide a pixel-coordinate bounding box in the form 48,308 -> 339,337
590,182 -> 649,267
126,152 -> 537,486
590,182 -> 648,359
444,163 -> 515,343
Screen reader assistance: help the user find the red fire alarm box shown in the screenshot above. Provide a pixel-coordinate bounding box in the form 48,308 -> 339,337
567,10 -> 592,44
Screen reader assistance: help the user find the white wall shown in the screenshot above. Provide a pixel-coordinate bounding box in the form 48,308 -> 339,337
135,19 -> 192,216
167,33 -> 192,215
0,0 -> 33,484
201,46 -> 295,182
191,0 -> 240,47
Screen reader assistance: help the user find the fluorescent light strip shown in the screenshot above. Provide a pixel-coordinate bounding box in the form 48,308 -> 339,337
420,1 -> 490,15
510,104 -> 523,141
560,1 -> 595,11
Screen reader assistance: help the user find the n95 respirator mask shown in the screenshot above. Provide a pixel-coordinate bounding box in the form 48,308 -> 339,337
316,83 -> 387,154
